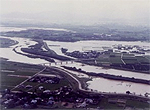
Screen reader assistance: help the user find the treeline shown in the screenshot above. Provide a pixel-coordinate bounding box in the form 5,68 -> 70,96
111,64 -> 150,73
80,60 -> 150,74
62,66 -> 150,85
1,28 -> 149,42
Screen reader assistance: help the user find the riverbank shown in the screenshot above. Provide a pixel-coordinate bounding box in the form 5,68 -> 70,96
13,46 -> 55,62
0,59 -> 150,109
62,66 -> 150,85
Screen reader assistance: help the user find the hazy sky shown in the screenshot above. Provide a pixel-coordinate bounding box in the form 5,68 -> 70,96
0,0 -> 149,25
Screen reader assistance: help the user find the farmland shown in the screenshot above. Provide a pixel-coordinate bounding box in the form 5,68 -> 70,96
0,59 -> 73,92
80,52 -> 150,73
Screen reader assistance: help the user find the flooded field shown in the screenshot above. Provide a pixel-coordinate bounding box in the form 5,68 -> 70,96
87,78 -> 150,95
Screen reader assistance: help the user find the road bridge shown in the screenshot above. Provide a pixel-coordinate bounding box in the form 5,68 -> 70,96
40,58 -> 98,66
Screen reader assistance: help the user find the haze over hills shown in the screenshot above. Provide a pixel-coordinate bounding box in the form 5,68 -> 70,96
0,0 -> 149,27
0,0 -> 150,42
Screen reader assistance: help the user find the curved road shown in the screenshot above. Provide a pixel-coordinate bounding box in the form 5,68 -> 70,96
49,66 -> 150,100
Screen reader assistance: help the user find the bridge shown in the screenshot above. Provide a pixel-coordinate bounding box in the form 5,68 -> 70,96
40,58 -> 97,66
40,60 -> 74,66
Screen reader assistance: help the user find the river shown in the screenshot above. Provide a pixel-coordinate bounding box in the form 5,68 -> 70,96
0,37 -> 49,64
0,27 -> 150,95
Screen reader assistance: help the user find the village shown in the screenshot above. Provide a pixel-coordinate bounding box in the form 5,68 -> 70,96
61,45 -> 150,73
1,86 -> 98,109
0,58 -> 149,110
0,85 -> 146,110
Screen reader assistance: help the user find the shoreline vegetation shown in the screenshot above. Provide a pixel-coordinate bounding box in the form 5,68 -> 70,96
13,46 -> 55,62
62,66 -> 150,85
8,36 -> 149,74
1,36 -> 149,80
21,39 -> 72,61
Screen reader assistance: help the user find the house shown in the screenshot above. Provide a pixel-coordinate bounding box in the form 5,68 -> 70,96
43,90 -> 51,93
77,101 -> 87,108
49,96 -> 54,101
85,98 -> 93,104
25,85 -> 32,89
31,99 -> 37,104
3,99 -> 15,108
47,100 -> 54,105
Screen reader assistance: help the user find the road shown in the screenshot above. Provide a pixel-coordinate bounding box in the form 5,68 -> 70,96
49,66 -> 150,100
51,66 -> 82,90
11,66 -> 46,91
121,53 -> 126,65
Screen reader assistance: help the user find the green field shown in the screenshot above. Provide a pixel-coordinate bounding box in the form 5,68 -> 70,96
0,71 -> 27,90
0,59 -> 81,92
109,56 -> 123,64
83,52 -> 150,73
136,56 -> 150,64
122,56 -> 138,64
0,60 -> 41,90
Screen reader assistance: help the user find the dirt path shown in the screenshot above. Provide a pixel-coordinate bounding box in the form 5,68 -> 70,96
7,74 -> 30,78
11,66 -> 46,91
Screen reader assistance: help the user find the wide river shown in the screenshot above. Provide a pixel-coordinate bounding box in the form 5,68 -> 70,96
0,27 -> 150,96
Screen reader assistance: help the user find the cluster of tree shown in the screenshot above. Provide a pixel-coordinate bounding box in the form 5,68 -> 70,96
63,50 -> 101,59
13,46 -> 55,62
21,40 -> 72,61
111,64 -> 150,73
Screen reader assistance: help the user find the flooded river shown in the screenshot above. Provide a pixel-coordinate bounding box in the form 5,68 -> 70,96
0,27 -> 150,95
0,37 -> 49,64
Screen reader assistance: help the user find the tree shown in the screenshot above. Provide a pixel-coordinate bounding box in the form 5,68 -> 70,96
126,91 -> 130,94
